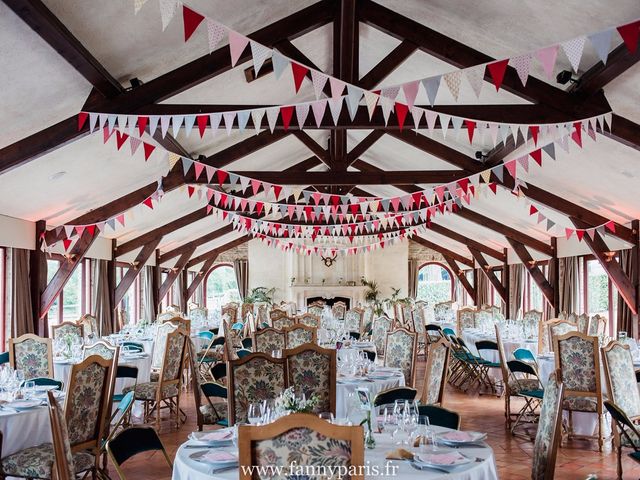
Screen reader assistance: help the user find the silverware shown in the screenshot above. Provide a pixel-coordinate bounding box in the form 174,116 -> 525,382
185,444 -> 220,449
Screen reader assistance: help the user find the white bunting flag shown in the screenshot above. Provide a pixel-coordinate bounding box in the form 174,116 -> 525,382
250,41 -> 272,75
159,0 -> 178,31
266,107 -> 280,133
362,91 -> 379,119
311,70 -> 328,100
464,65 -> 484,98
271,50 -> 290,79
207,19 -> 226,53
328,97 -> 344,125
561,36 -> 586,73
443,71 -> 462,101
510,53 -> 533,86
295,104 -> 309,129
171,115 -> 184,138
311,100 -> 327,127
422,75 -> 441,106
589,29 -> 613,64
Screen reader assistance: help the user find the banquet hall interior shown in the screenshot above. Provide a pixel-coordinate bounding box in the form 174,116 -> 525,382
1,0 -> 640,479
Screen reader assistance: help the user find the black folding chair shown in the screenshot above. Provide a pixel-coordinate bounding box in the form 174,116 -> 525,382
417,405 -> 461,430
373,387 -> 417,408
106,427 -> 172,480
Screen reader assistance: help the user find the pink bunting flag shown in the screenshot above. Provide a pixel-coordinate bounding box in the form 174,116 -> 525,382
565,228 -> 574,240
401,81 -> 420,109
228,30 -> 249,67
536,45 -> 559,80
504,159 -> 517,178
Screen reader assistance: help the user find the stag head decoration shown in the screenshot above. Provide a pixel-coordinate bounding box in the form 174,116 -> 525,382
321,253 -> 338,267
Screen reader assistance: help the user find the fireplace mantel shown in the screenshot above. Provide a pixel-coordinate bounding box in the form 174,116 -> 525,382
287,285 -> 368,310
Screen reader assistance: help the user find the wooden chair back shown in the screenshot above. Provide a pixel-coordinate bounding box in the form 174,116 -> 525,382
8,333 -> 53,380
284,344 -> 336,414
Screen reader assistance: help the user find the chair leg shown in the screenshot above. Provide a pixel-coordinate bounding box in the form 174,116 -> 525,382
598,413 -> 604,452
616,445 -> 623,480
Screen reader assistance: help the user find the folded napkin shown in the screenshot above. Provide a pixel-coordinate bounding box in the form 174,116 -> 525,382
201,430 -> 233,441
202,451 -> 237,462
418,451 -> 465,466
439,431 -> 476,442
385,448 -> 414,460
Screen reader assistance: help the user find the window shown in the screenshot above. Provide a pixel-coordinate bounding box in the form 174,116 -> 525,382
116,265 -> 142,324
583,258 -> 618,333
416,263 -> 453,304
489,269 -> 503,307
0,247 -> 5,347
523,266 -> 545,313
46,258 -> 92,326
204,265 -> 240,312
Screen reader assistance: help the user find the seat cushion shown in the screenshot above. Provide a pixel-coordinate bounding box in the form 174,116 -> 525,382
563,396 -> 598,412
123,381 -> 179,401
508,378 -> 541,394
199,402 -> 227,424
1,443 -> 93,478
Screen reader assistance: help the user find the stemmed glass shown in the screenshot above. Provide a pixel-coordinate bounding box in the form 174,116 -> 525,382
248,403 -> 262,425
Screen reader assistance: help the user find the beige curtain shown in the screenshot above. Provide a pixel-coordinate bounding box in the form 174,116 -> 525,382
559,257 -> 580,315
509,264 -> 524,319
142,266 -> 155,323
234,259 -> 248,300
172,276 -> 184,313
91,259 -> 114,336
195,282 -> 204,307
476,268 -> 489,307
407,259 -> 418,299
11,248 -> 34,338
617,249 -> 634,335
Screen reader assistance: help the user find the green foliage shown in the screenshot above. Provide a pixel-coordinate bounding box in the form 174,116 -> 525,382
361,278 -> 384,316
244,287 -> 276,305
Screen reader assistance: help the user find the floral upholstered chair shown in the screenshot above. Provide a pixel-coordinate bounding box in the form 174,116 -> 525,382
434,301 -> 454,323
238,413 -> 364,480
602,340 -> 640,478
457,307 -> 476,332
332,301 -> 347,321
555,332 -> 607,450
189,306 -> 208,323
384,328 -> 418,387
82,340 -> 119,360
284,344 -> 336,414
548,319 -> 578,352
78,314 -> 99,339
0,356 -> 114,479
272,315 -> 295,330
157,310 -> 178,322
588,314 -> 607,337
152,322 -> 178,370
307,302 -> 325,318
163,317 -> 191,336
344,308 -> 364,336
531,371 -> 565,480
222,303 -> 239,323
420,337 -> 451,406
8,334 -> 53,380
284,325 -> 317,349
269,308 -> 288,322
47,391 -> 75,480
254,328 -> 286,354
362,306 -> 374,336
125,329 -> 188,431
228,353 -> 286,425
523,309 -> 543,337
51,321 -> 84,341
371,315 -> 393,356
576,313 -> 590,334
412,306 -> 427,346
241,303 -> 254,321
297,313 -> 320,328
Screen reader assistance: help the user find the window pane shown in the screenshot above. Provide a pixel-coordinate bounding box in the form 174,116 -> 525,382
62,267 -> 82,321
416,264 -> 452,304
205,266 -> 240,313
529,272 -> 543,311
587,260 -> 609,316
46,260 -> 60,324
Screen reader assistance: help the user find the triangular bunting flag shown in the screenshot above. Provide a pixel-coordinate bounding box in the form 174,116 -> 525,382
228,30 -> 250,67
617,20 -> 640,54
159,0 -> 178,31
182,6 -> 205,42
464,65 -> 484,98
487,59 -> 509,91
250,41 -> 272,75
206,19 -> 226,53
280,106 -> 294,130
311,70 -> 328,100
422,75 -> 441,106
143,143 -> 155,161
536,45 -> 559,80
589,29 -> 614,64
510,53 -> 533,86
291,63 -> 309,93
402,81 -> 420,109
271,50 -> 290,79
443,71 -> 462,100
561,36 -> 586,72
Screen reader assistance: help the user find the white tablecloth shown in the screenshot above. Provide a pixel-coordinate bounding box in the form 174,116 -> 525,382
172,427 -> 497,480
53,354 -> 152,391
0,406 -> 51,457
336,373 -> 405,426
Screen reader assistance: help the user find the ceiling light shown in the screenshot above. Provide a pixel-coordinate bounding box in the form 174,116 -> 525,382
556,70 -> 579,85
49,171 -> 67,181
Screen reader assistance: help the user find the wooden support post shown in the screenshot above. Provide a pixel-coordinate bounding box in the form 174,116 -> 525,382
632,220 -> 639,339
469,247 -> 507,303
30,220 -> 48,335
503,248 -> 511,317
473,268 -> 479,306
187,256 -> 217,300
443,255 -> 476,305
158,248 -> 196,305
152,250 -> 160,318
40,229 -> 97,319
507,238 -> 556,311
181,268 -> 189,311
550,237 -> 560,318
114,237 -> 161,306
108,239 -> 117,323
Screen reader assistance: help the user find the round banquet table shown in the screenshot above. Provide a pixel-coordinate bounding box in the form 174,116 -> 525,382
537,353 -> 613,437
172,428 -> 498,480
336,369 -> 405,426
0,404 -> 51,457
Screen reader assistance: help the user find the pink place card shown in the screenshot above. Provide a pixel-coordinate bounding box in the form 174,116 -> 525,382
203,451 -> 237,462
440,431 -> 476,442
201,430 -> 233,441
421,451 -> 466,465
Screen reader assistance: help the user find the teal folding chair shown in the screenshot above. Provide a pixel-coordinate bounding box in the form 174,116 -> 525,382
113,366 -> 138,403
513,348 -> 537,365
0,352 -> 9,365
23,377 -> 64,390
121,342 -> 144,353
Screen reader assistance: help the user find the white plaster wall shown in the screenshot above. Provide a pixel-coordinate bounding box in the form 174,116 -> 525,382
247,240 -> 288,303
363,242 -> 409,297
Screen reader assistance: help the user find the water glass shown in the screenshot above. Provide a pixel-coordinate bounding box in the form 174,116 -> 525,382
23,380 -> 35,399
318,412 -> 334,423
248,403 -> 262,425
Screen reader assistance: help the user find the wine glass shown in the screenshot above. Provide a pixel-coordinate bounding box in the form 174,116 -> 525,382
378,406 -> 390,434
23,380 -> 35,399
248,403 -> 262,425
404,411 -> 419,445
318,412 -> 334,423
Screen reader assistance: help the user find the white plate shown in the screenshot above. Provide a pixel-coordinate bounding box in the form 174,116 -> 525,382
33,385 -> 58,392
416,451 -> 473,469
436,430 -> 487,445
189,429 -> 234,445
189,450 -> 238,467
8,400 -> 42,410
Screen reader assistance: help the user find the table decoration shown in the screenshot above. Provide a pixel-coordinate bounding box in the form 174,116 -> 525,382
274,387 -> 319,415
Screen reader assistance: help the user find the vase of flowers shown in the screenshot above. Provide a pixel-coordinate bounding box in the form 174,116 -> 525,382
274,387 -> 319,416
361,411 -> 376,449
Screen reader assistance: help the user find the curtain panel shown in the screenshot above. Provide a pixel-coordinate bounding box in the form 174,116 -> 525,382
234,259 -> 249,300
407,259 -> 418,299
559,257 -> 580,315
10,248 -> 34,338
142,266 -> 156,323
172,276 -> 184,313
617,249 -> 634,335
91,259 -> 114,336
509,264 -> 524,319
475,268 -> 489,307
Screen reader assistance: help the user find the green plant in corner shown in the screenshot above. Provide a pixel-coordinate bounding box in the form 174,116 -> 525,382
244,287 -> 276,305
361,278 -> 384,316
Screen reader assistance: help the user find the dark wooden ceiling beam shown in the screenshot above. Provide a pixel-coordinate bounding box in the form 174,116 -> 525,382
3,0 -> 123,98
412,236 -> 473,268
159,225 -> 235,264
234,170 -> 466,184
468,247 -> 507,301
186,235 -> 251,269
428,223 -> 505,261
507,238 -> 556,308
284,156 -> 324,171
604,114 -> 640,153
358,40 -> 417,90
114,237 -> 162,306
572,217 -> 637,314
442,254 -> 476,303
571,44 -> 640,96
346,131 -> 385,166
292,131 -> 331,167
187,255 -> 218,299
158,247 -> 196,301
0,0 -> 335,174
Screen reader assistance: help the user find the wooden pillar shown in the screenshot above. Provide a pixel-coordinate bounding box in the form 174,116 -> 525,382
550,237 -> 559,318
151,250 -> 160,319
181,269 -> 189,311
632,220 -> 639,339
503,248 -> 511,318
30,220 -> 48,336
473,268 -> 479,306
107,239 -> 117,331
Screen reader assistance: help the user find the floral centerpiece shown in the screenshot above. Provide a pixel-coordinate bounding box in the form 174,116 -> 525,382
274,387 -> 319,415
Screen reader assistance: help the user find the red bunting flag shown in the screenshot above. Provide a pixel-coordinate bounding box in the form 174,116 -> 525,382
115,131 -> 129,150
217,169 -> 228,186
63,239 -> 73,251
529,125 -> 539,146
487,59 -> 509,91
197,115 -> 208,137
272,185 -> 282,200
143,197 -> 154,209
280,106 -> 294,131
395,102 -> 408,131
571,121 -> 582,147
143,143 -> 155,161
488,183 -> 497,194
457,178 -> 470,194
617,20 -> 640,54
86,225 -> 96,236
183,6 -> 205,42
291,63 -> 309,93
576,230 -> 585,241
137,116 -> 148,136
465,120 -> 476,143
605,221 -> 616,233
78,112 -> 88,131
530,148 -> 542,166
187,186 -> 195,198
529,205 -> 538,215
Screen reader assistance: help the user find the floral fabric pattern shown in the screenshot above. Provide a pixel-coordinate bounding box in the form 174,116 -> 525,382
549,322 -> 576,343
532,373 -> 561,480
273,317 -> 295,330
332,303 -> 347,321
152,323 -> 177,369
562,396 -> 597,412
52,323 -> 83,340
308,306 -> 324,317
508,378 -> 541,394
255,329 -> 286,353
286,328 -> 315,349
287,350 -> 332,413
14,338 -> 51,380
162,332 -> 186,382
412,308 -> 426,336
384,330 -> 416,386
67,362 -> 108,446
424,342 -> 448,404
558,335 -> 596,392
231,357 -> 286,424
605,344 -> 640,418
371,316 -> 393,356
0,444 -> 93,478
344,310 -> 363,333
124,381 -> 179,400
200,402 -> 227,424
82,342 -> 115,360
577,314 -> 589,334
51,394 -> 75,474
434,301 -> 454,323
222,305 -> 238,323
458,309 -> 476,331
298,314 -> 320,328
254,427 -> 351,479
474,310 -> 493,332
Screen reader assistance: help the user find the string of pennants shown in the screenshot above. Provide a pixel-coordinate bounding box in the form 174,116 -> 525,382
526,201 -> 617,241
145,0 -> 638,108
